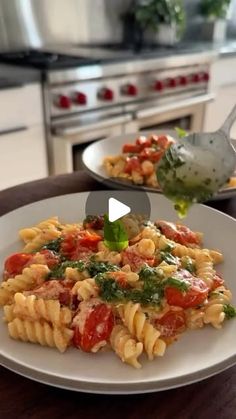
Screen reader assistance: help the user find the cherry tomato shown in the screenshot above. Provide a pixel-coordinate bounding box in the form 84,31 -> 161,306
155,310 -> 186,337
165,276 -> 209,308
73,304 -> 114,352
61,231 -> 101,260
109,271 -> 129,288
124,156 -> 142,174
83,215 -> 104,230
4,253 -> 33,276
135,136 -> 152,149
122,143 -> 140,153
156,220 -> 201,246
37,249 -> 60,269
157,135 -> 171,149
139,148 -> 163,163
212,273 -> 224,290
122,249 -> 155,272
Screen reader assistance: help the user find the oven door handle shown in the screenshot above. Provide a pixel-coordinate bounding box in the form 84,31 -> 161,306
54,114 -> 132,136
136,93 -> 215,120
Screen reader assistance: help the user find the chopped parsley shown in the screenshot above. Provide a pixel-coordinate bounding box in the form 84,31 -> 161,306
175,127 -> 187,139
139,264 -> 164,281
86,260 -> 119,277
95,274 -> 126,303
181,256 -> 196,274
163,277 -> 190,292
48,260 -> 85,279
223,304 -> 236,319
42,238 -> 62,253
160,251 -> 179,265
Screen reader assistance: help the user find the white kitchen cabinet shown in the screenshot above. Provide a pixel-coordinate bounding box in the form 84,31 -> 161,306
0,82 -> 48,190
0,125 -> 48,190
204,56 -> 236,138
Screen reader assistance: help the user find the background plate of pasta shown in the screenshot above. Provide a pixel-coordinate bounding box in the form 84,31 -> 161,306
0,191 -> 236,394
82,132 -> 236,200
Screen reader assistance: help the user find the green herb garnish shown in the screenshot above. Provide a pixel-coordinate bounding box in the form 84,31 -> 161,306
223,304 -> 236,319
95,274 -> 126,302
181,256 -> 196,273
160,251 -> 178,265
49,260 -> 85,279
163,276 -> 190,292
139,264 -> 164,281
175,127 -> 187,139
103,214 -> 128,251
86,260 -> 119,277
42,238 -> 62,253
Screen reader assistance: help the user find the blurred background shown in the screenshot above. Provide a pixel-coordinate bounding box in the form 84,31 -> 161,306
0,0 -> 235,189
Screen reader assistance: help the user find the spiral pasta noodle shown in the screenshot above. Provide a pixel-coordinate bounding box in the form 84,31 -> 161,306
204,286 -> 232,329
22,228 -> 61,253
8,318 -> 73,353
19,217 -> 60,243
195,251 -> 215,288
118,302 -> 166,360
0,265 -> 49,306
12,293 -> 72,326
110,325 -> 143,368
72,278 -> 98,301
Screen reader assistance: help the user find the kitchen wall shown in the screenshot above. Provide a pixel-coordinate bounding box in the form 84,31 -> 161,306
0,0 -> 235,50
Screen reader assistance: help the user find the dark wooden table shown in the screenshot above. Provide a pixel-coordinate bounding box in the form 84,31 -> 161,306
0,171 -> 235,419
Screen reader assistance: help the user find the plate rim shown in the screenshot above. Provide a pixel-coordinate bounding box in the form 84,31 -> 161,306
1,191 -> 236,393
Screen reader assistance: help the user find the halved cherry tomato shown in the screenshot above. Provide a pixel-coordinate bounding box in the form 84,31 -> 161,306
211,273 -> 224,290
61,230 -> 101,260
165,276 -> 209,308
139,148 -> 163,163
156,220 -> 201,246
108,271 -> 129,288
4,252 -> 33,276
122,144 -> 140,154
135,136 -> 152,149
124,156 -> 142,174
156,135 -> 171,149
155,310 -> 186,337
122,249 -> 155,272
73,303 -> 114,352
37,249 -> 60,269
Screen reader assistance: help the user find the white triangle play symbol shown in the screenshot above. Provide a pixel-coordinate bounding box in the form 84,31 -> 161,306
108,197 -> 131,222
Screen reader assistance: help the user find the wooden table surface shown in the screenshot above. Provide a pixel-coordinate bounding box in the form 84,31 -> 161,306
0,171 -> 236,419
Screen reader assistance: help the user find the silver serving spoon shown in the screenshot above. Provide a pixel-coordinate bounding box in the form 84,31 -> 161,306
156,104 -> 236,217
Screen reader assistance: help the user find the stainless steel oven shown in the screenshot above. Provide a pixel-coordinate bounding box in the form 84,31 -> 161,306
51,109 -> 134,173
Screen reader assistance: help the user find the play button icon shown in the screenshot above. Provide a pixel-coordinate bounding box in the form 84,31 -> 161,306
108,198 -> 130,222
85,189 -> 151,240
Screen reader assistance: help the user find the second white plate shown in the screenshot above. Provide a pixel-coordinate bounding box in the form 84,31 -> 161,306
82,132 -> 236,201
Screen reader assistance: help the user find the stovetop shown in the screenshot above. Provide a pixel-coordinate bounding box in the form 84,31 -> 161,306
0,49 -> 100,70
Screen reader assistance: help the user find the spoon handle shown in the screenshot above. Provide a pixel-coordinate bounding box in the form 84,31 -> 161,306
220,104 -> 236,136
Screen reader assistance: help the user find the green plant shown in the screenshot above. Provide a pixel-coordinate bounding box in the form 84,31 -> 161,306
134,0 -> 185,35
199,0 -> 231,20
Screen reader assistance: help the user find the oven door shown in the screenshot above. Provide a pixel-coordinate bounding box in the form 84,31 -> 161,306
51,113 -> 132,174
134,93 -> 215,132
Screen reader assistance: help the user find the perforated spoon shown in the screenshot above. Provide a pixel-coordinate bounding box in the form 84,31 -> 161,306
157,104 -> 236,217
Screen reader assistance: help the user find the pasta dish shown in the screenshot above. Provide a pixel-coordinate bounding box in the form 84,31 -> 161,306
0,215 -> 235,368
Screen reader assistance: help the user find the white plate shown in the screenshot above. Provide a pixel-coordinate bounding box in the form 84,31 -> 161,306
0,192 -> 236,394
82,132 -> 236,201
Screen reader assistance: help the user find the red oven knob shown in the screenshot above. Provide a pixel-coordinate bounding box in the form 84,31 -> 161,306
154,80 -> 165,91
73,92 -> 87,105
98,87 -> 114,101
202,71 -> 210,82
179,75 -> 188,86
191,73 -> 201,83
56,94 -> 71,109
166,78 -> 177,88
122,83 -> 138,96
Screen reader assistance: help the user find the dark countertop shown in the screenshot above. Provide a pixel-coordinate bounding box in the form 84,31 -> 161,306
0,170 -> 236,419
0,63 -> 41,87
